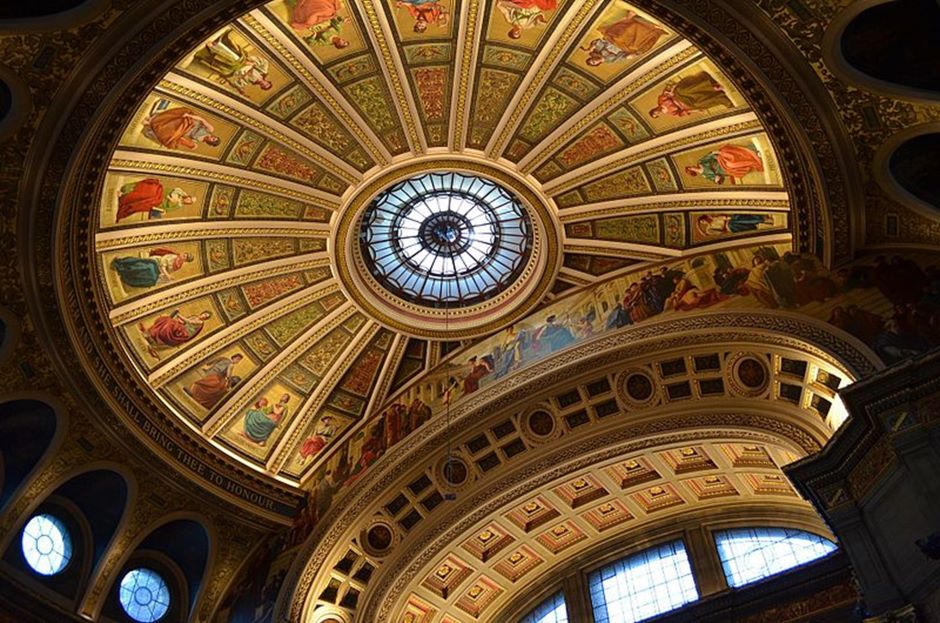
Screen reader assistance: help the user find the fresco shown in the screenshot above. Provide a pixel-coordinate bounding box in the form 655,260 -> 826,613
120,95 -> 238,157
267,0 -> 369,63
282,247 -> 940,539
467,0 -> 569,149
179,27 -> 292,106
569,3 -> 673,84
100,242 -> 205,304
88,0 -> 816,517
689,212 -> 788,244
176,347 -> 259,422
98,174 -> 209,227
632,58 -> 745,133
490,0 -> 561,45
674,134 -> 782,189
390,0 -> 455,40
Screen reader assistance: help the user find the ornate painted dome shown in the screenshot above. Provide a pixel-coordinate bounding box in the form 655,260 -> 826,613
83,0 -> 793,487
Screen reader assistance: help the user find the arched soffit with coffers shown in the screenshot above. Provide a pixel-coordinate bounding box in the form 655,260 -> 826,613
19,0 -> 863,519
280,320 -> 869,621
872,123 -> 940,224
823,0 -> 940,104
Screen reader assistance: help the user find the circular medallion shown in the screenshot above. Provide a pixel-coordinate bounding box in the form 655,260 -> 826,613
738,359 -> 768,389
335,159 -> 560,340
626,373 -> 654,401
728,353 -> 770,397
616,368 -> 660,409
365,523 -> 394,554
525,409 -> 556,438
442,457 -> 469,486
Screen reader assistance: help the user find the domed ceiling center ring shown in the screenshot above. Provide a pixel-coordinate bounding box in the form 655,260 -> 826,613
334,157 -> 562,340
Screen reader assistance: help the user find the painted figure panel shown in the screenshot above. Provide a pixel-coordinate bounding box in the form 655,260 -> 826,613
180,25 -> 291,105
569,2 -> 672,84
674,134 -> 782,189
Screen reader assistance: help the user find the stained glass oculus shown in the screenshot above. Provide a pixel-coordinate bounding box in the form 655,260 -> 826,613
359,172 -> 533,307
21,514 -> 72,576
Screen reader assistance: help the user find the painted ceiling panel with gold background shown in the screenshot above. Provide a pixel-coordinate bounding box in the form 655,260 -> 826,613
87,0 -> 798,486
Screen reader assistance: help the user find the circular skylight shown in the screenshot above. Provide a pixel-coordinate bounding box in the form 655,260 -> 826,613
359,172 -> 532,307
21,514 -> 72,576
119,568 -> 171,622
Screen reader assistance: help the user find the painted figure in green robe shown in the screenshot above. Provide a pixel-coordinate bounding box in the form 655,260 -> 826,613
243,394 -> 291,446
649,71 -> 734,118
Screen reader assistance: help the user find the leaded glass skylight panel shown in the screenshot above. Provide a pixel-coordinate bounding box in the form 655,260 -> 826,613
715,527 -> 838,588
119,568 -> 171,622
21,514 -> 72,576
359,171 -> 532,307
589,540 -> 698,623
520,591 -> 569,623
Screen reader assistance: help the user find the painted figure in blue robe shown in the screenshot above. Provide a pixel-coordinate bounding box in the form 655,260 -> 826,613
696,213 -> 774,238
536,315 -> 576,353
110,248 -> 193,289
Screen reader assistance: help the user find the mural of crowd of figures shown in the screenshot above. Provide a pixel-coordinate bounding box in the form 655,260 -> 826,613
216,243 -> 940,621
294,243 -> 938,526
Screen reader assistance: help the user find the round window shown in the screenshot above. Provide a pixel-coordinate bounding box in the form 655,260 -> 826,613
21,514 -> 72,576
359,171 -> 532,307
119,568 -> 171,622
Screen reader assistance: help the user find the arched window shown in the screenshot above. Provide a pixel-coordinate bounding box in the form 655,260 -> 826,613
588,540 -> 698,623
20,513 -> 72,576
119,567 -> 171,622
714,527 -> 837,588
105,519 -> 209,623
520,590 -> 568,623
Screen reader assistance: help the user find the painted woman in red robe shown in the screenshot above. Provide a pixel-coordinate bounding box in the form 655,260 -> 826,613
142,106 -> 221,150
298,416 -> 336,464
289,0 -> 349,48
138,309 -> 212,358
396,0 -> 448,33
685,144 -> 764,185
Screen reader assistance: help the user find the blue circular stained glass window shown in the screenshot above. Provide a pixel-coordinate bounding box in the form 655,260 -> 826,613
359,171 -> 533,307
119,568 -> 171,622
21,514 -> 72,576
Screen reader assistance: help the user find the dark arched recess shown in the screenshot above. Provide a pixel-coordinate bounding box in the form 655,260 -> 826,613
0,0 -> 90,19
841,0 -> 940,94
0,400 -> 58,508
2,469 -> 127,607
889,133 -> 940,211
